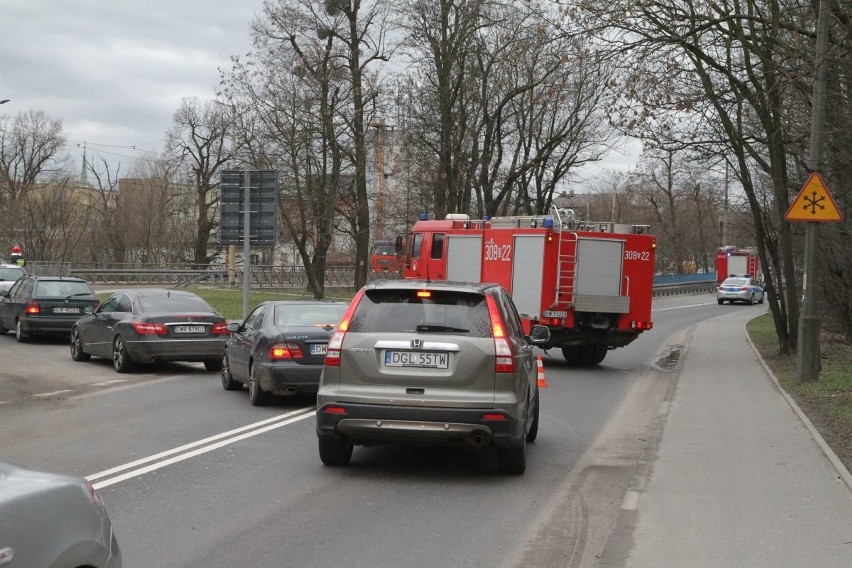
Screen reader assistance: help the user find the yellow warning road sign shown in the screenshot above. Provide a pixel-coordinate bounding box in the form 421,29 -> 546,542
785,172 -> 844,222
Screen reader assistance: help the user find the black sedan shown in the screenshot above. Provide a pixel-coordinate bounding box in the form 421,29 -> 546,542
70,289 -> 229,373
0,275 -> 100,342
221,300 -> 348,405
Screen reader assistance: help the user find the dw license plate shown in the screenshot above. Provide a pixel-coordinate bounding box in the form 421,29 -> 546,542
385,351 -> 449,369
310,344 -> 327,355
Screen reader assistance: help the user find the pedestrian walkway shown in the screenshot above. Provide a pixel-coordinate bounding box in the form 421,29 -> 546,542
600,308 -> 852,567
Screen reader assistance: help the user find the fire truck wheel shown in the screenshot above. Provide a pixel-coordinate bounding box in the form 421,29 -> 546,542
588,344 -> 608,365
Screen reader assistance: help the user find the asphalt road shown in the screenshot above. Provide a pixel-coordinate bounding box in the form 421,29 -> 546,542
0,294 -> 729,568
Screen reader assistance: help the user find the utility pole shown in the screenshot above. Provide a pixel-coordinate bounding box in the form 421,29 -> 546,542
798,0 -> 831,382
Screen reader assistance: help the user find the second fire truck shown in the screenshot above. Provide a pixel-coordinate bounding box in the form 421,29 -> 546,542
396,206 -> 657,365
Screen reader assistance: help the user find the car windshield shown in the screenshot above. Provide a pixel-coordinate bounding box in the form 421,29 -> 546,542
722,279 -> 748,287
34,280 -> 93,298
139,294 -> 215,313
349,289 -> 492,337
0,267 -> 23,281
274,304 -> 347,328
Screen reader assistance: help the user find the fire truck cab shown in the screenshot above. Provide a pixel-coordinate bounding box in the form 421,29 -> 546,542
399,207 -> 656,365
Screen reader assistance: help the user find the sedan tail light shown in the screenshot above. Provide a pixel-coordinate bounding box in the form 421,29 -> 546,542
25,300 -> 40,315
132,321 -> 168,335
269,342 -> 304,360
211,322 -> 229,335
485,295 -> 515,373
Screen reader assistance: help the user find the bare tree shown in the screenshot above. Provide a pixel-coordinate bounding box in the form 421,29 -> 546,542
165,98 -> 232,267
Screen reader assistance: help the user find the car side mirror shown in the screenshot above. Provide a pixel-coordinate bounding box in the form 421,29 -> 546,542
528,324 -> 550,344
226,322 -> 241,333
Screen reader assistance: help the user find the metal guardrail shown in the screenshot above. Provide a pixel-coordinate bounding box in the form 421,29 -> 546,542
28,262 -> 717,296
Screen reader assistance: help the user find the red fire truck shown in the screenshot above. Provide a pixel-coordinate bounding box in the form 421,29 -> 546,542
398,207 -> 656,365
715,246 -> 760,284
370,240 -> 404,274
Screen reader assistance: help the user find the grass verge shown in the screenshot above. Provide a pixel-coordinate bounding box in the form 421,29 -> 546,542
747,313 -> 852,474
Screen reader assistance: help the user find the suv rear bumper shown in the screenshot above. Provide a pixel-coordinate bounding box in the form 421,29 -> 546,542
316,402 -> 524,449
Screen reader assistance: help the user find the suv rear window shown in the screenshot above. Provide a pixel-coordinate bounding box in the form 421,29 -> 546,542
350,289 -> 492,337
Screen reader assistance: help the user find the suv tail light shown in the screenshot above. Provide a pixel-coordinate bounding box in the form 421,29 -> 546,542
485,295 -> 515,373
324,289 -> 365,367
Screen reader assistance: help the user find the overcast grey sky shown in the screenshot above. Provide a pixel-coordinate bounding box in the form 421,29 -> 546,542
0,0 -> 639,182
1,0 -> 262,172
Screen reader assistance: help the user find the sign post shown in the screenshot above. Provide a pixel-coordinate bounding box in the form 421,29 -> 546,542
785,172 -> 843,382
220,170 -> 278,320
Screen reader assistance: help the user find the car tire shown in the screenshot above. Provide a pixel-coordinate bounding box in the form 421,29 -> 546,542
526,390 -> 540,444
248,364 -> 270,406
717,299 -> 724,305
318,437 -> 353,466
15,319 -> 29,343
759,293 -> 765,304
221,353 -> 241,391
750,293 -> 756,305
70,328 -> 91,362
204,358 -> 223,372
112,336 -> 135,373
497,437 -> 526,475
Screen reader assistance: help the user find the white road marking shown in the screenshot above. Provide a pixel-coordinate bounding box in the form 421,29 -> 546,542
652,301 -> 717,312
31,389 -> 76,398
90,379 -> 130,386
621,490 -> 641,511
87,406 -> 315,489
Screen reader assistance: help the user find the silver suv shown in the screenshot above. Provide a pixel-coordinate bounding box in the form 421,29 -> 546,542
316,279 -> 550,474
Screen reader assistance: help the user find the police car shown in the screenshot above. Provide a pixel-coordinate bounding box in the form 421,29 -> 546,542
717,275 -> 765,305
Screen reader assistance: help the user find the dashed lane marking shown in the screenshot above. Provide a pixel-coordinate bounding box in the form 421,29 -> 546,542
31,389 -> 76,398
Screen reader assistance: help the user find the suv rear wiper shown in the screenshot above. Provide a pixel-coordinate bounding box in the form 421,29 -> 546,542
416,324 -> 469,333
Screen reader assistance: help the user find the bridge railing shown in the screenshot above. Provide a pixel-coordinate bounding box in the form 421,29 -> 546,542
25,261 -> 717,296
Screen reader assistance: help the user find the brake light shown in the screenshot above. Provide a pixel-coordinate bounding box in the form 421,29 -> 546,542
132,321 -> 168,335
632,321 -> 653,330
324,289 -> 365,367
482,413 -> 508,421
740,286 -> 749,291
269,342 -> 303,360
485,295 -> 515,373
416,290 -> 432,298
211,322 -> 229,335
25,300 -> 40,315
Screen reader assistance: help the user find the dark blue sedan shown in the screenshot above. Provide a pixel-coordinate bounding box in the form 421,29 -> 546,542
221,300 -> 348,405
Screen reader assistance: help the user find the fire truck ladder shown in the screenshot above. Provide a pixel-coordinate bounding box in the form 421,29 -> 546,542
550,206 -> 578,308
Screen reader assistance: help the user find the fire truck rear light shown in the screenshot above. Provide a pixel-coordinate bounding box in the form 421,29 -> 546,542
632,321 -> 653,330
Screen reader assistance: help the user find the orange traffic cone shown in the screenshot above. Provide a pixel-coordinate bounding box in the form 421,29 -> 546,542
536,356 -> 548,389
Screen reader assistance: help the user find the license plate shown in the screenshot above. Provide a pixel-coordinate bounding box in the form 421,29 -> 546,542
385,351 -> 449,369
174,325 -> 206,334
53,307 -> 80,314
310,344 -> 327,355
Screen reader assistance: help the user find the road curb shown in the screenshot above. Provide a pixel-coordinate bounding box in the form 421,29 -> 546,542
745,317 -> 852,494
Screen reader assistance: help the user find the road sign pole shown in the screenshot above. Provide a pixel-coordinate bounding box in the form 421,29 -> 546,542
797,0 -> 830,382
242,168 -> 251,321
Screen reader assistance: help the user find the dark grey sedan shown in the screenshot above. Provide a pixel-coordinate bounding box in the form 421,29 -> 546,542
221,300 -> 348,405
0,462 -> 121,568
70,288 -> 229,373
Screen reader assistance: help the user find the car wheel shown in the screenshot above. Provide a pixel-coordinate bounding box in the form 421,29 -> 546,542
318,437 -> 353,466
15,319 -> 29,343
248,364 -> 270,406
112,336 -> 135,373
204,358 -> 223,372
750,293 -> 756,305
70,328 -> 91,362
759,293 -> 765,304
717,299 -> 724,305
221,353 -> 241,391
526,389 -> 540,444
497,437 -> 526,475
